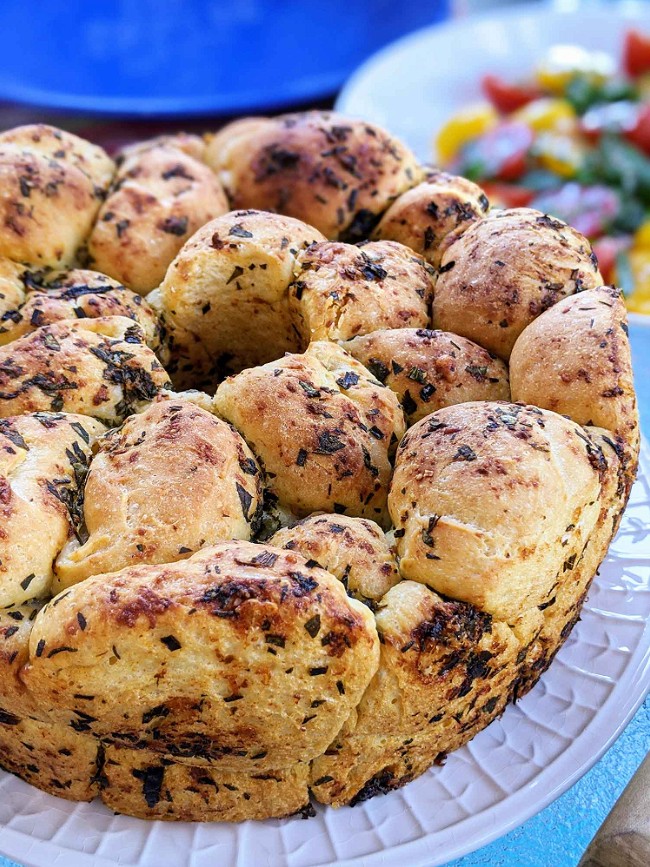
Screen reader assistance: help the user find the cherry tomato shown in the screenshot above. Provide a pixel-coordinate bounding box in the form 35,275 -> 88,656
456,121 -> 534,182
592,236 -> 632,283
481,182 -> 535,208
624,29 -> 650,78
481,74 -> 540,114
626,103 -> 650,156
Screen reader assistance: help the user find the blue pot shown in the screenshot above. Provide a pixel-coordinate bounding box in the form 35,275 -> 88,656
0,0 -> 450,116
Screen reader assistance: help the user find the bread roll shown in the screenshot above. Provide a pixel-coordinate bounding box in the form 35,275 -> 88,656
0,713 -> 99,801
88,144 -> 228,294
0,258 -> 27,340
311,580 -> 519,806
148,209 -> 325,387
0,125 -> 114,267
433,208 -> 603,359
101,747 -> 310,821
389,402 -> 603,621
344,327 -> 509,424
0,124 -> 113,190
510,285 -> 639,496
0,413 -> 104,607
54,395 -> 263,590
205,117 -> 273,172
205,112 -> 421,240
373,171 -> 490,267
0,316 -> 170,423
511,426 -> 625,698
0,268 -> 161,349
119,132 -> 207,163
23,541 -> 380,771
289,240 -> 434,344
271,514 -> 400,603
0,600 -> 43,716
214,341 -> 405,524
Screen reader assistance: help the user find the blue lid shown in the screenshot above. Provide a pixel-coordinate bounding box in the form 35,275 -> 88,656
0,0 -> 449,116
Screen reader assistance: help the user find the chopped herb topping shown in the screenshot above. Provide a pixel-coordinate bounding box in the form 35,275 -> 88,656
315,431 -> 346,454
229,224 -> 254,238
304,615 -> 321,638
454,445 -> 477,461
336,371 -> 360,390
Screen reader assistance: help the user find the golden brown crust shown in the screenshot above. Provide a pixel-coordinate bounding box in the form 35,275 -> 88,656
510,285 -> 639,496
88,145 -> 228,294
214,341 -> 405,525
373,172 -> 490,267
510,427 -> 625,698
0,601 -> 43,717
148,209 -> 325,387
118,133 -> 207,164
433,208 -> 603,359
343,328 -> 510,425
0,413 -> 105,607
389,402 -> 603,621
0,125 -> 114,268
205,112 -> 421,240
0,258 -> 27,335
22,541 -> 380,771
0,124 -> 113,190
0,316 -> 171,423
271,514 -> 400,603
0,268 -> 161,349
101,747 -> 311,820
289,240 -> 434,344
311,580 -> 519,806
0,713 -> 99,801
54,395 -> 263,591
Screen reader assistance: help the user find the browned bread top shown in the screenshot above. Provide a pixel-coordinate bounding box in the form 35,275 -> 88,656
0,125 -> 113,268
289,239 -> 435,344
0,268 -> 161,349
433,208 -> 603,359
54,395 -> 263,591
22,540 -> 380,770
389,401 -> 603,621
0,412 -> 104,606
373,170 -> 490,267
214,341 -> 405,525
344,327 -> 510,425
205,111 -> 421,241
88,144 -> 228,294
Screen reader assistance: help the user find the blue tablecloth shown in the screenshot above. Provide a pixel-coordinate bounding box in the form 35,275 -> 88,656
1,323 -> 648,867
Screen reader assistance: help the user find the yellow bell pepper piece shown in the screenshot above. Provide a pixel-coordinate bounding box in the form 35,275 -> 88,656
636,72 -> 650,101
633,219 -> 650,250
435,102 -> 498,165
534,132 -> 584,177
536,45 -> 615,93
627,249 -> 650,314
513,97 -> 577,133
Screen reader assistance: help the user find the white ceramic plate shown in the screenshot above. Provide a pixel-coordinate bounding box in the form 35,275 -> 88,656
0,440 -> 649,867
336,1 -> 650,162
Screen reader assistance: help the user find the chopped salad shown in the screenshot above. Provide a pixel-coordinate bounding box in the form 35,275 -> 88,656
436,29 -> 650,315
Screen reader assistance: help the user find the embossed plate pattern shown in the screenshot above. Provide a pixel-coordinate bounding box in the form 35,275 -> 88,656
1,443 -> 649,867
